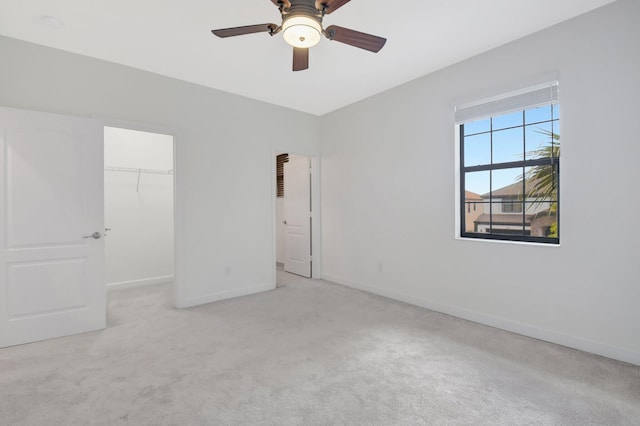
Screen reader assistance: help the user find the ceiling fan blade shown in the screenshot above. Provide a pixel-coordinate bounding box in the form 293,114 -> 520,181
212,24 -> 278,38
324,25 -> 386,52
293,47 -> 309,71
270,0 -> 291,8
316,0 -> 351,14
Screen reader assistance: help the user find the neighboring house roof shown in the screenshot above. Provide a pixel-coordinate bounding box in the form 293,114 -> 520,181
486,181 -> 524,198
482,178 -> 546,199
465,190 -> 483,200
475,213 -> 531,226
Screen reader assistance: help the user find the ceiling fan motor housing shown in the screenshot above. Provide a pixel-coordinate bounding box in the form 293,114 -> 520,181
281,0 -> 324,18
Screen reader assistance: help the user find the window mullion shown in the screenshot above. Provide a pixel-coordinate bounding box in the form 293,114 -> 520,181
489,117 -> 493,235
521,111 -> 526,235
460,124 -> 467,236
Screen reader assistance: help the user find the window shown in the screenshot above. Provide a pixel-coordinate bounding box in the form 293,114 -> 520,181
276,153 -> 289,197
457,83 -> 559,244
501,201 -> 523,213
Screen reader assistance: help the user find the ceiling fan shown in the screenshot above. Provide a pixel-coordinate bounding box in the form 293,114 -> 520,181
211,0 -> 387,71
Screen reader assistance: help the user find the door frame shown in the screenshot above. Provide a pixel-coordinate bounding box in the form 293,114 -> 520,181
272,149 -> 321,285
98,117 -> 183,308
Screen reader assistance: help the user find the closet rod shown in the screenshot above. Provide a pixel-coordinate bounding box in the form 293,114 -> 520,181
104,166 -> 173,175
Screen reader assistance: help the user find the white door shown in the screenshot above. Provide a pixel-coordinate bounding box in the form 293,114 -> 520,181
284,155 -> 311,277
0,107 -> 105,348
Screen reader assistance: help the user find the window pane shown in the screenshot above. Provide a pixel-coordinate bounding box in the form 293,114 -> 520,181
493,127 -> 524,164
552,104 -> 560,120
470,202 -> 490,233
465,171 -> 490,197
491,168 -> 526,236
524,165 -> 557,203
463,119 -> 490,136
490,205 -> 527,236
525,105 -> 552,124
492,168 -> 523,196
492,111 -> 523,130
464,171 -> 489,233
463,132 -> 491,167
528,202 -> 558,238
463,199 -> 487,233
525,122 -> 553,160
552,120 -> 561,150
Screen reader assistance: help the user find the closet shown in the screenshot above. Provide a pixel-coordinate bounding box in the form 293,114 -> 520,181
104,126 -> 175,290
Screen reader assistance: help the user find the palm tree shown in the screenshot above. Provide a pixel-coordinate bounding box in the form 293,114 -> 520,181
523,130 -> 560,204
521,129 -> 559,237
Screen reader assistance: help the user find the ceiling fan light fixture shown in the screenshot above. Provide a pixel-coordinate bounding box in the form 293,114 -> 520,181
211,0 -> 387,71
282,15 -> 322,48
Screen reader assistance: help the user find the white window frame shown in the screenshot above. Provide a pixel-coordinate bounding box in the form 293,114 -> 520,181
454,81 -> 560,245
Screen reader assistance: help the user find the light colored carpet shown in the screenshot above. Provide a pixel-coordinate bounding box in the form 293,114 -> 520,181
1,269 -> 639,425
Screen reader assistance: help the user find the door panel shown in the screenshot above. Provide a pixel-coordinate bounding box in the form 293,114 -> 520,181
8,259 -> 88,318
0,107 -> 105,348
7,128 -> 86,248
284,155 -> 311,278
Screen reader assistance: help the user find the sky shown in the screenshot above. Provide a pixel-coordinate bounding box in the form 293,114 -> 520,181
463,104 -> 559,196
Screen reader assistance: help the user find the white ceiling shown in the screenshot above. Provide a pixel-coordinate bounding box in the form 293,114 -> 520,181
0,0 -> 615,115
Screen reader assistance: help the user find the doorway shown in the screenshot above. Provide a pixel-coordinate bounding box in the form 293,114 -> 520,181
0,107 -> 181,349
104,126 -> 175,294
274,152 -> 321,284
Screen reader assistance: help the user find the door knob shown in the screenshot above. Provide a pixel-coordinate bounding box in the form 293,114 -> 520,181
83,232 -> 102,239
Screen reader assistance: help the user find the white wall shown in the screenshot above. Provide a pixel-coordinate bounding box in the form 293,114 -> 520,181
0,35 -> 319,307
104,126 -> 174,288
320,0 -> 640,365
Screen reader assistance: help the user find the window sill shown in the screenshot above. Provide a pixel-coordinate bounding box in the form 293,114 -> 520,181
456,235 -> 561,247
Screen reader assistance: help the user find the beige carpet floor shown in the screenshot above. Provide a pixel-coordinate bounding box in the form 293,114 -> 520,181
1,269 -> 639,425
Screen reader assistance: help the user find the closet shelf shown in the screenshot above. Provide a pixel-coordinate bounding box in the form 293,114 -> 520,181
105,166 -> 173,175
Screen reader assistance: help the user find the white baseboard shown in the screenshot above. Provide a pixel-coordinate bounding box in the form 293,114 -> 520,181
321,273 -> 640,367
107,275 -> 174,291
177,283 -> 274,309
